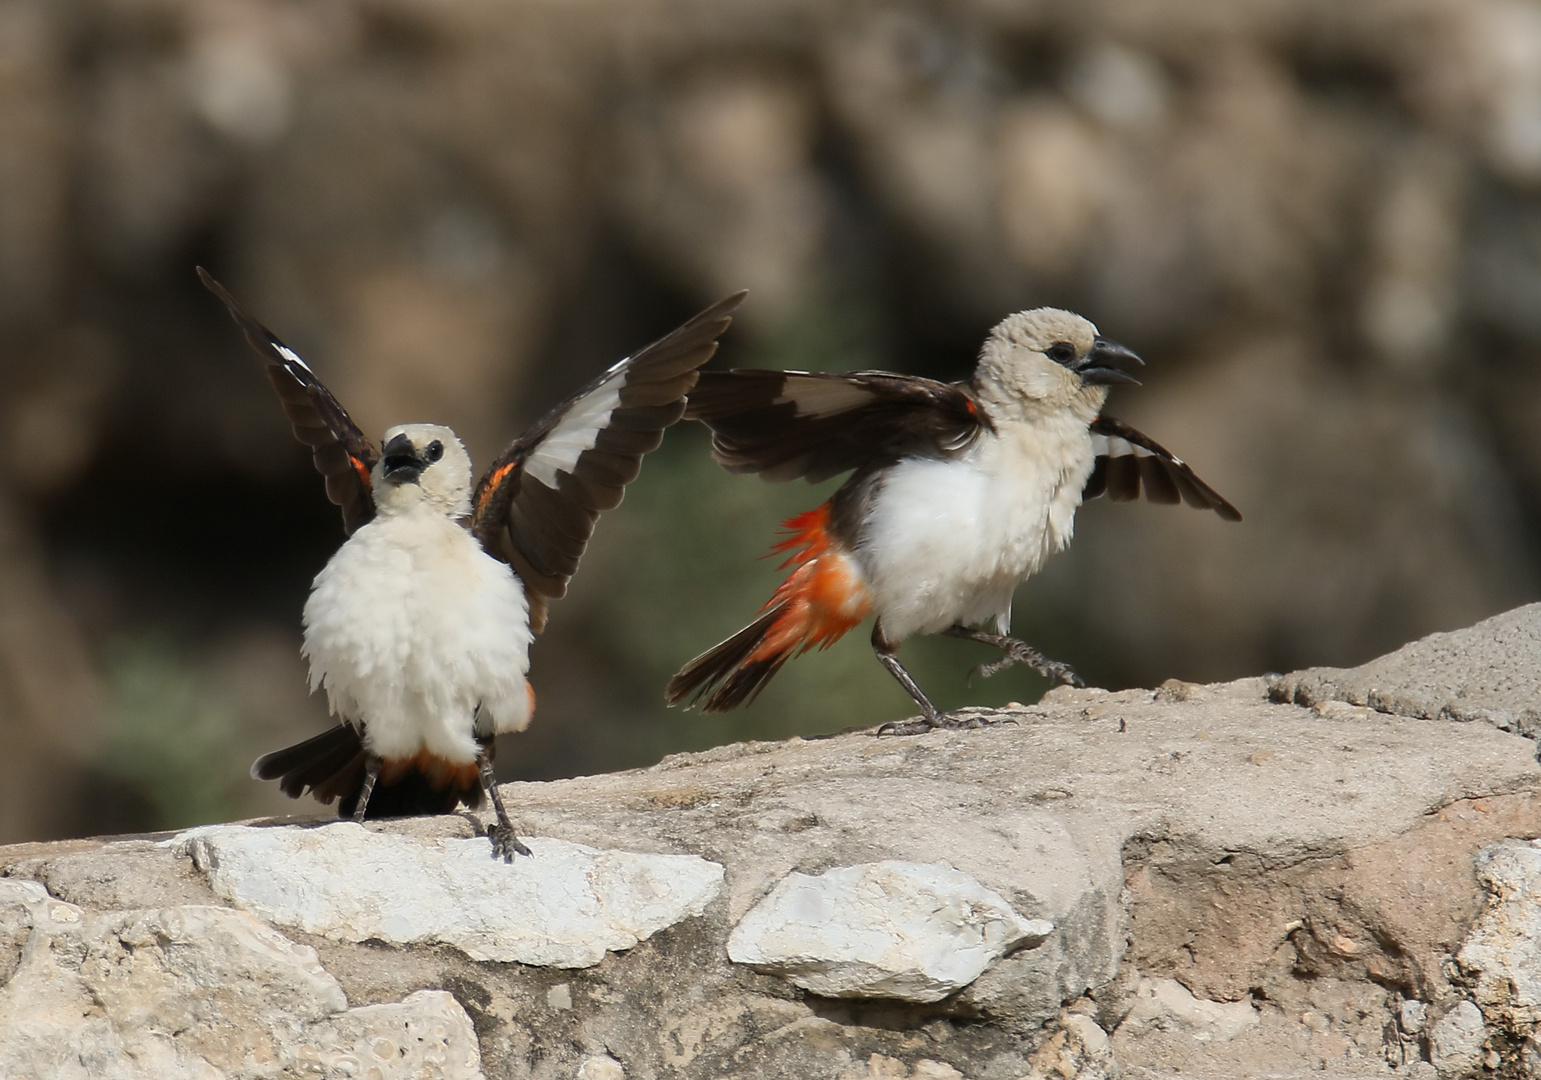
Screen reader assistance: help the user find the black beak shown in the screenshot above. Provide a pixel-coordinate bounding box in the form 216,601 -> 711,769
1078,336 -> 1144,386
381,433 -> 426,484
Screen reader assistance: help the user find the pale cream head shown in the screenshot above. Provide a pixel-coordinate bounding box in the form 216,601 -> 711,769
974,307 -> 1111,420
371,423 -> 473,517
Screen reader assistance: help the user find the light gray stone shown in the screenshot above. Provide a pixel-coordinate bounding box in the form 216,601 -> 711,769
300,989 -> 485,1080
1401,998 -> 1428,1034
727,860 -> 1053,1002
0,888 -> 485,1079
1114,978 -> 1260,1043
180,822 -> 725,966
576,1055 -> 626,1079
1269,602 -> 1541,735
1429,1000 -> 1486,1078
1458,840 -> 1541,1028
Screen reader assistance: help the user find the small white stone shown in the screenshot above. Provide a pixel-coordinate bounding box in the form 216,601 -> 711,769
577,1053 -> 626,1079
181,823 -> 724,967
1400,999 -> 1427,1034
1429,1000 -> 1486,1078
0,878 -> 84,929
547,983 -> 573,1010
1116,978 -> 1259,1043
1062,1013 -> 1112,1059
306,990 -> 484,1079
727,861 -> 1053,1003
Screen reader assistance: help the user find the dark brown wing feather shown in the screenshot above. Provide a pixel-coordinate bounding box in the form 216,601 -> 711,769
686,370 -> 986,483
199,268 -> 379,535
471,292 -> 747,619
1084,416 -> 1241,521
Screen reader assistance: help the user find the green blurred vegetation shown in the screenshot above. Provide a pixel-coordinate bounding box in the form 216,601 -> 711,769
99,637 -> 266,831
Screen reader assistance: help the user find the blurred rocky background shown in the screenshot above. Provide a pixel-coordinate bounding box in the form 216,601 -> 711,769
3,0 -> 1540,842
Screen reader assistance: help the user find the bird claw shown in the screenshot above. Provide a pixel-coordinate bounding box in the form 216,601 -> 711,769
876,717 -> 936,737
971,641 -> 1084,687
488,823 -> 532,862
876,710 -> 1019,736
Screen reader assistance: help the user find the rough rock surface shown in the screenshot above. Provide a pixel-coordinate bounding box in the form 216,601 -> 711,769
1456,841 -> 1541,1047
0,878 -> 485,1080
181,822 -> 725,967
726,861 -> 1054,1002
3,604 -> 1541,1078
1269,602 -> 1541,735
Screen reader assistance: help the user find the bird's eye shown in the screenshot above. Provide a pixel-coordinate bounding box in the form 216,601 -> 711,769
426,440 -> 444,462
1046,343 -> 1076,366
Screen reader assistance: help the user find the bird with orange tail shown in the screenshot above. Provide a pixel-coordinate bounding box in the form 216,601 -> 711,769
201,268 -> 744,858
665,307 -> 1239,733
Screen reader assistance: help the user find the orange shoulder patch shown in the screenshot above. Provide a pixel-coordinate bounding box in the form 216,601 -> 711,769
477,462 -> 517,515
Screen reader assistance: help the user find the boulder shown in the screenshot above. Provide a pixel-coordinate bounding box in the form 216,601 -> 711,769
3,604 -> 1541,1077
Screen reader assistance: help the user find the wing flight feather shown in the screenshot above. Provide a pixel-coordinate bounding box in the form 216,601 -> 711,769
1084,415 -> 1241,521
471,292 -> 746,624
199,268 -> 378,535
686,370 -> 986,484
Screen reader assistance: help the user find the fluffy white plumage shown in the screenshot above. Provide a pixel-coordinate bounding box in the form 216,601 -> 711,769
302,424 -> 533,765
859,408 -> 1100,640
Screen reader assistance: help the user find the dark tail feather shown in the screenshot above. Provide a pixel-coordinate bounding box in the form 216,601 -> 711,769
666,604 -> 795,712
252,724 -> 364,800
252,724 -> 481,819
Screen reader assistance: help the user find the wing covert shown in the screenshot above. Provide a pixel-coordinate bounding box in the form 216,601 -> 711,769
200,268 -> 378,535
471,292 -> 746,621
686,370 -> 986,483
1084,416 -> 1241,521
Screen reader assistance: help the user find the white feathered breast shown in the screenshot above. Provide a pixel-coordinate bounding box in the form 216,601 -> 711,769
857,412 -> 1097,641
302,511 -> 533,763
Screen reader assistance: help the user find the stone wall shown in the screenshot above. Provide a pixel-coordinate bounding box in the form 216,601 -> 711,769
4,604 -> 1541,1078
6,0 -> 1541,843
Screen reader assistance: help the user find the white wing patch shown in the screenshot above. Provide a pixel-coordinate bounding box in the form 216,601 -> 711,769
1092,431 -> 1173,462
523,359 -> 627,489
774,376 -> 874,418
275,342 -> 313,374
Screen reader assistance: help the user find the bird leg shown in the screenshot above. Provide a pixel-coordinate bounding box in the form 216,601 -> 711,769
944,626 -> 1086,688
477,739 -> 531,862
352,752 -> 382,823
872,623 -> 956,736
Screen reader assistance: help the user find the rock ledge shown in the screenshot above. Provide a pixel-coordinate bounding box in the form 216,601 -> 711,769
2,603 -> 1540,1079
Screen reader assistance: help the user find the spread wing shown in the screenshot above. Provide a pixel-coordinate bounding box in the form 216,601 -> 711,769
686,370 -> 986,483
1084,416 -> 1241,521
471,292 -> 746,626
199,268 -> 379,535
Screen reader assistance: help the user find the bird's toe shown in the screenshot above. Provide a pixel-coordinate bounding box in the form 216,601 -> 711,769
488,824 -> 531,862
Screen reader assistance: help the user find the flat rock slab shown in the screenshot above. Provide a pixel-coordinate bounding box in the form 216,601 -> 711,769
180,822 -> 725,966
1270,602 -> 1541,734
727,860 -> 1054,1002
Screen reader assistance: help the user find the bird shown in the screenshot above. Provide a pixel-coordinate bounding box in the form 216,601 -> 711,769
199,267 -> 744,858
664,306 -> 1239,733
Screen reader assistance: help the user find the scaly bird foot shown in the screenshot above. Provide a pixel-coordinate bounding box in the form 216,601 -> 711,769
971,640 -> 1085,688
875,709 -> 1019,737
488,822 -> 532,862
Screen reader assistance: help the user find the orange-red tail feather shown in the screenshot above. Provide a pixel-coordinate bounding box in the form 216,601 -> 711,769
667,503 -> 871,711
